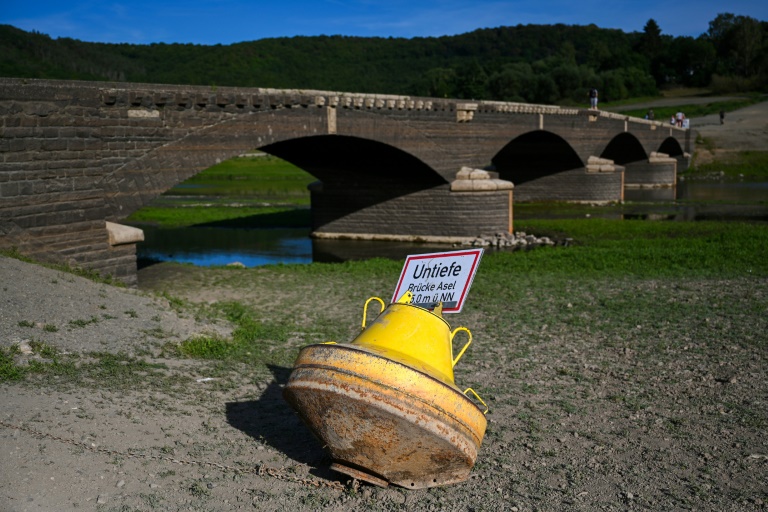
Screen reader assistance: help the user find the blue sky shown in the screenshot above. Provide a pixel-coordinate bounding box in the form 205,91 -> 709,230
2,0 -> 767,45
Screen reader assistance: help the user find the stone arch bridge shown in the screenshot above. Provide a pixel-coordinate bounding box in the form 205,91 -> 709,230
0,78 -> 690,285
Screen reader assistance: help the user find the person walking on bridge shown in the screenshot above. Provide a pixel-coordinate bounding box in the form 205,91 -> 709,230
589,87 -> 598,109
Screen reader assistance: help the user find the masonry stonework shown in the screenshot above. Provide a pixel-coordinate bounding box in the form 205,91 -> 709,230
0,78 -> 690,285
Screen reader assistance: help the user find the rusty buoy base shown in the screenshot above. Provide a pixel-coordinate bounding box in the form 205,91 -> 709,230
283,343 -> 487,489
329,463 -> 389,488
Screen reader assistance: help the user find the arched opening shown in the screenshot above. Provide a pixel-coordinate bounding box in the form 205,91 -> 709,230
262,135 -> 448,229
658,137 -> 684,157
600,133 -> 647,165
261,135 -> 446,197
491,130 -> 583,185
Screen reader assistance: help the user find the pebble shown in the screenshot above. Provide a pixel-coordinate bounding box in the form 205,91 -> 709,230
465,231 -> 558,249
116,480 -> 125,488
96,494 -> 108,504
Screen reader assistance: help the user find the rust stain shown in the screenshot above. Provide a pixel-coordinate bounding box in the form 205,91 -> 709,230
284,343 -> 487,489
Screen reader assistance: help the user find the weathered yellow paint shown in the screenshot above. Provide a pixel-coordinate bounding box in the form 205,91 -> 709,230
283,343 -> 487,489
351,294 -> 472,386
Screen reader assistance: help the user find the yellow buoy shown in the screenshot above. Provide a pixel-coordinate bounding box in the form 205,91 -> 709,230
283,343 -> 487,488
351,292 -> 472,386
283,293 -> 487,489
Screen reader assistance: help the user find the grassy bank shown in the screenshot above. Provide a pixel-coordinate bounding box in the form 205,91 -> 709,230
131,215 -> 767,365
126,154 -> 313,227
689,148 -> 768,179
161,154 -> 313,202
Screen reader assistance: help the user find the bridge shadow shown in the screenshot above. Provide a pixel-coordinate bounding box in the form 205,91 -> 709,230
195,208 -> 311,229
225,364 -> 336,481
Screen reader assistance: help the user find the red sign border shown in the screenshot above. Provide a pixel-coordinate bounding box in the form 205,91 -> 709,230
391,248 -> 484,313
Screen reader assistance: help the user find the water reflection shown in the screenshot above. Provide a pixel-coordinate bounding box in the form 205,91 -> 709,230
622,180 -> 768,222
136,225 -> 313,267
134,179 -> 768,269
678,180 -> 768,202
135,225 -> 463,268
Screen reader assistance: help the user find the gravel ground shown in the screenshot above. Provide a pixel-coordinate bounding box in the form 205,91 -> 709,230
0,257 -> 229,356
2,256 -> 767,512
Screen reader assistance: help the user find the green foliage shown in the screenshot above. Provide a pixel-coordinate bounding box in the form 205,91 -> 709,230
4,14 -> 765,103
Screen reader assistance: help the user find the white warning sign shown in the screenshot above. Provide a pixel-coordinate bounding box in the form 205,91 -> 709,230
391,248 -> 483,313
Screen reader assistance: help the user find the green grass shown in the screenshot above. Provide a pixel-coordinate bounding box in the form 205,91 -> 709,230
125,154 -> 314,227
174,301 -> 315,368
0,340 -> 185,388
166,154 -> 314,202
0,247 -> 124,286
689,150 -> 768,179
509,219 -> 768,278
127,205 -> 310,228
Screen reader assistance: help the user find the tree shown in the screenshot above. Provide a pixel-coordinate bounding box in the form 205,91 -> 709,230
638,19 -> 663,60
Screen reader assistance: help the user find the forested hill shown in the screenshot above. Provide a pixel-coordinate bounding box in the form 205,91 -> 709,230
1,14 -> 766,105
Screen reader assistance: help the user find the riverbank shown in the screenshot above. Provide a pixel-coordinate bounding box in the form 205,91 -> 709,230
2,216 -> 767,510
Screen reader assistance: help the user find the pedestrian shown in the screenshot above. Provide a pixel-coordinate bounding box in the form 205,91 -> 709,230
720,110 -> 725,125
589,87 -> 598,109
647,109 -> 654,121
675,111 -> 683,127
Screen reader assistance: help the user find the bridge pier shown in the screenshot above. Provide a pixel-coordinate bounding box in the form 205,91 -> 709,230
512,157 -> 625,203
310,169 -> 514,241
624,152 -> 677,189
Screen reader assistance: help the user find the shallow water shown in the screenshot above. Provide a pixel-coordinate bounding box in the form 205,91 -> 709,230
134,180 -> 768,268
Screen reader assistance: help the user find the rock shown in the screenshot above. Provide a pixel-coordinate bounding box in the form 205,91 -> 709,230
96,494 -> 108,504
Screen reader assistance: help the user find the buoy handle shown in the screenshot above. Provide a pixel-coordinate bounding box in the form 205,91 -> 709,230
361,297 -> 386,330
464,387 -> 489,414
450,327 -> 472,367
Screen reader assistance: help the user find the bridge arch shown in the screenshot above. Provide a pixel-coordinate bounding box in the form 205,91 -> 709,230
100,107 -> 457,219
262,135 -> 446,194
491,130 -> 583,185
658,137 -> 684,157
600,132 -> 648,165
262,135 -> 449,229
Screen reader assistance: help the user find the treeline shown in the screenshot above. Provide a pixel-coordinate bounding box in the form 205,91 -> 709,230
1,13 -> 766,105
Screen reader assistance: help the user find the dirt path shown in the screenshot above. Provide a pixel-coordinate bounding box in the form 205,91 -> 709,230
690,101 -> 768,153
609,97 -> 768,156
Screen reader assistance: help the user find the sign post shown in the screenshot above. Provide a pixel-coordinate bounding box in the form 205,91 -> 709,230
392,248 -> 483,313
